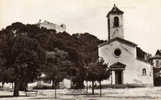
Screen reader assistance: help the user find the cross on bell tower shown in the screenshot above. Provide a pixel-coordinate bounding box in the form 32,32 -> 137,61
107,4 -> 124,41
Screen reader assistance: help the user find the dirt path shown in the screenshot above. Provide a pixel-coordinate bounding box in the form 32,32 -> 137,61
0,87 -> 161,100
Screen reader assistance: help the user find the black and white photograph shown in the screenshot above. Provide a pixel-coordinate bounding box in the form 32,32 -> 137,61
0,0 -> 161,100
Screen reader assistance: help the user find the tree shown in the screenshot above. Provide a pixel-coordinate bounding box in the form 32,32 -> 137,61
0,21 -> 106,93
7,35 -> 45,96
0,67 -> 15,88
71,33 -> 105,88
44,48 -> 72,98
96,58 -> 110,96
85,58 -> 110,96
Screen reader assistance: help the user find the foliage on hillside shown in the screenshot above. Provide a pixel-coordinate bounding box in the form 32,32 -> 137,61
0,22 -> 105,95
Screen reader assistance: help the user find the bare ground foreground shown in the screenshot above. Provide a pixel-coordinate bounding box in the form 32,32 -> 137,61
0,87 -> 161,100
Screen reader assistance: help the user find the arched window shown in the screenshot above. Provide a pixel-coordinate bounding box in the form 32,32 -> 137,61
142,68 -> 146,76
114,17 -> 119,27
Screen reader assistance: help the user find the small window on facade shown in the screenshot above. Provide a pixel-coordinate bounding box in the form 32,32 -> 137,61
114,17 -> 119,27
114,48 -> 121,57
142,68 -> 146,76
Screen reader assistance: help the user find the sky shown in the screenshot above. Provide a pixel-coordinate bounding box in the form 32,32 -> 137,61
0,0 -> 161,55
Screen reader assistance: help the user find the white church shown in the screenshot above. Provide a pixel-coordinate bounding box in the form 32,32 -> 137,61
98,4 -> 154,86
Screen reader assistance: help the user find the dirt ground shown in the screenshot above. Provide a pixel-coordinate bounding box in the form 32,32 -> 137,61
0,87 -> 161,100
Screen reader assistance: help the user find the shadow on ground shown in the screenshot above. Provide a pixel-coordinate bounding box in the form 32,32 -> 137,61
30,97 -> 74,100
0,95 -> 26,98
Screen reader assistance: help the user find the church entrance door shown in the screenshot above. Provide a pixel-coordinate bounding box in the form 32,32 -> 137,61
110,62 -> 125,85
115,70 -> 123,84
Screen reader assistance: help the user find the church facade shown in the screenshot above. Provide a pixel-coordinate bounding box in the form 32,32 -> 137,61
98,5 -> 153,86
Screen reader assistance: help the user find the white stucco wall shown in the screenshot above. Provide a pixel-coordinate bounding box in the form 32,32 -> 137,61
134,60 -> 153,86
60,79 -> 71,89
98,41 -> 153,86
108,14 -> 124,39
99,41 -> 136,66
38,20 -> 66,32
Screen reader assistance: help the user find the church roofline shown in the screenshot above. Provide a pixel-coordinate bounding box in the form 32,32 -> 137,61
149,56 -> 161,60
155,50 -> 161,56
98,37 -> 137,48
150,50 -> 161,60
106,4 -> 124,17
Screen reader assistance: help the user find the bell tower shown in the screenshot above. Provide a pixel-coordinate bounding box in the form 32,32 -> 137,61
107,4 -> 124,41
